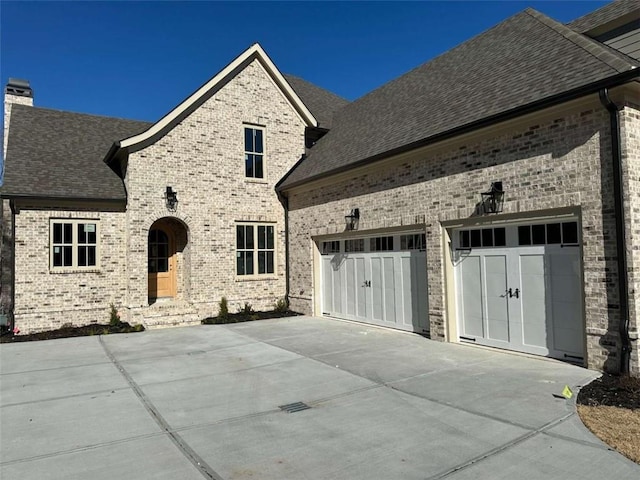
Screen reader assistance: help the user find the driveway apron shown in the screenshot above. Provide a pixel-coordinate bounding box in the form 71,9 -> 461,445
1,316 -> 638,479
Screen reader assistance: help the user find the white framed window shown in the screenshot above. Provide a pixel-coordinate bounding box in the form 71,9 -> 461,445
236,223 -> 275,276
370,236 -> 394,252
322,241 -> 340,254
244,126 -> 264,178
345,239 -> 364,252
50,219 -> 99,269
400,233 -> 426,251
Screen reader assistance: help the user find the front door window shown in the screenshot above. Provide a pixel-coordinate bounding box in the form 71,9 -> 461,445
148,229 -> 169,273
148,227 -> 174,299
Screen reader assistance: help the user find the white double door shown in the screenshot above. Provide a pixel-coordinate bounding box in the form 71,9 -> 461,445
456,244 -> 584,360
322,251 -> 428,334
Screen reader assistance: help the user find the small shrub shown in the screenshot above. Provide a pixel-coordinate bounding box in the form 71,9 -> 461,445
219,297 -> 229,320
274,297 -> 288,313
109,304 -> 121,327
133,324 -> 145,332
238,302 -> 254,315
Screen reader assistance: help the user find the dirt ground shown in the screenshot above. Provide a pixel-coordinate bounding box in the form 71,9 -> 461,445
577,374 -> 640,464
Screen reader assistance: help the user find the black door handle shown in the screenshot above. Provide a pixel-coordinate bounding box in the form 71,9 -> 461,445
508,288 -> 520,299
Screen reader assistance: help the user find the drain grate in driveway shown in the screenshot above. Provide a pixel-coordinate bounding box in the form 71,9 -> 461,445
279,401 -> 311,413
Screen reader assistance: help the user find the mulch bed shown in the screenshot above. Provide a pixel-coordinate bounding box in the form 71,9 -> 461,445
577,374 -> 640,410
201,310 -> 301,324
577,373 -> 640,464
0,322 -> 144,343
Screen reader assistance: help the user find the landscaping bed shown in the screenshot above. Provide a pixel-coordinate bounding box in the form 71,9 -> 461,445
577,374 -> 640,464
0,321 -> 145,343
201,309 -> 301,324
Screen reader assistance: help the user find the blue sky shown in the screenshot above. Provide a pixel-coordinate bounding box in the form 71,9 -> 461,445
2,0 -> 609,123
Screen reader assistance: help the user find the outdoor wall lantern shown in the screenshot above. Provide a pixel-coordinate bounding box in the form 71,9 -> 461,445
165,186 -> 178,211
345,208 -> 360,231
481,181 -> 504,214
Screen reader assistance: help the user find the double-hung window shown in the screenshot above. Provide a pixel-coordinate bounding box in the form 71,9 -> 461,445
51,220 -> 98,269
236,223 -> 275,276
244,126 -> 264,178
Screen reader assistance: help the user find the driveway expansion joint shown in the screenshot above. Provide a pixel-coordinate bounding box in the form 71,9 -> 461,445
0,386 -> 132,409
98,336 -> 224,480
424,411 -> 576,479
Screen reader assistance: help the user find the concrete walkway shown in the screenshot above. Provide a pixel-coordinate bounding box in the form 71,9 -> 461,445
1,316 -> 638,479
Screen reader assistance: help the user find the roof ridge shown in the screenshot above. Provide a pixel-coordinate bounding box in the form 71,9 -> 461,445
524,7 -> 637,74
283,73 -> 350,103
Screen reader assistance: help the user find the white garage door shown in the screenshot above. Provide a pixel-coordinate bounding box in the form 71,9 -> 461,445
454,220 -> 584,362
320,233 -> 429,334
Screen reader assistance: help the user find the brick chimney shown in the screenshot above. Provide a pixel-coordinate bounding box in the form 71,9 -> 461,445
4,78 -> 33,160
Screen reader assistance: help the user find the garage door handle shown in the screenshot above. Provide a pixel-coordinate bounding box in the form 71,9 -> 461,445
508,288 -> 519,299
363,280 -> 371,287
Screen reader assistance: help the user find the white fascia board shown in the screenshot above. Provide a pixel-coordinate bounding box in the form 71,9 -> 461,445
120,43 -> 317,150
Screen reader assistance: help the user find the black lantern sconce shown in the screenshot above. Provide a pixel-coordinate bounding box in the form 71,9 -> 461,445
345,208 -> 360,231
165,186 -> 178,211
481,181 -> 504,214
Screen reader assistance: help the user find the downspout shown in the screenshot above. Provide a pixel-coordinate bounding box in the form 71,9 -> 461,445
276,190 -> 290,308
599,88 -> 631,375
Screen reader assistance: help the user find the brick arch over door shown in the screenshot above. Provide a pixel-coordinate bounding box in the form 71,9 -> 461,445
147,216 -> 191,304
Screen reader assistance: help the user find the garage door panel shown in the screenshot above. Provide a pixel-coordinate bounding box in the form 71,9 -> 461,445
371,257 -> 383,322
332,258 -> 343,315
384,256 -> 396,324
553,323 -> 582,355
400,256 -> 411,327
322,257 -> 333,313
519,254 -> 548,351
460,256 -> 485,338
484,256 -> 509,343
345,258 -> 356,317
549,253 -> 583,355
356,257 -> 367,319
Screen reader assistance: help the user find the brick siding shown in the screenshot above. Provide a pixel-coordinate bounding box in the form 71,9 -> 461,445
286,98 -> 633,374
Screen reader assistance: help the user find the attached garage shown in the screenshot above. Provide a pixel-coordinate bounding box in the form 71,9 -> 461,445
452,218 -> 585,362
319,232 -> 429,334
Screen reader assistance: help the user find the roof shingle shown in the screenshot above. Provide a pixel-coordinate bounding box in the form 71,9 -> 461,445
284,74 -> 349,129
567,0 -> 639,33
1,105 -> 151,200
279,8 -> 639,190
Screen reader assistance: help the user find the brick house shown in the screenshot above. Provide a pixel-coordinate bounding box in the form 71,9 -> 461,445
0,45 -> 347,330
2,1 -> 639,375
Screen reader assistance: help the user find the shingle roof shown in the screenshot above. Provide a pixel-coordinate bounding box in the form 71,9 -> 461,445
278,8 -> 639,190
284,74 -> 349,129
567,0 -> 639,33
1,105 -> 151,200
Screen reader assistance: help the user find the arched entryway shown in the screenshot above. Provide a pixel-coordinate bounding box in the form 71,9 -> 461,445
148,218 -> 189,303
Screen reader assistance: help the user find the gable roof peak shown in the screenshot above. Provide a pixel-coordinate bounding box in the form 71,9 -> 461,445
523,6 -> 637,73
107,43 -> 317,161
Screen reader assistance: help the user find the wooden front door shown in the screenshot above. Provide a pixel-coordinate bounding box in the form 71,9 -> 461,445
148,227 -> 175,298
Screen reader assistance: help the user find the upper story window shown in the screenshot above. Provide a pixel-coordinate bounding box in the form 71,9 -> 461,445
244,126 -> 264,179
51,219 -> 98,269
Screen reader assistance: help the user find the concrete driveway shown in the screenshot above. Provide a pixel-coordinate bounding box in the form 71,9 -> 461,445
1,316 -> 638,479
